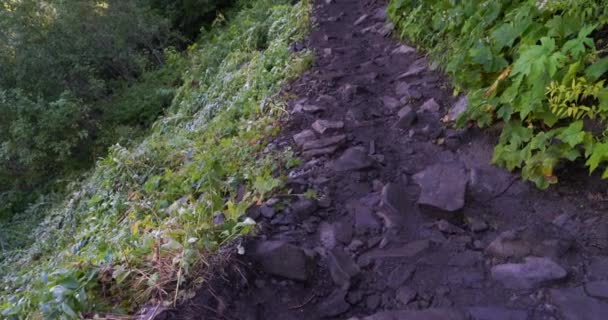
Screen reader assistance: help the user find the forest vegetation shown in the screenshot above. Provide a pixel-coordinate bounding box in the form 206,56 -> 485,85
0,0 -> 310,318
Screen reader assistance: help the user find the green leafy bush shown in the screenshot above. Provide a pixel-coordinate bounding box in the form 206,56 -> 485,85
389,0 -> 608,188
0,0 -> 310,318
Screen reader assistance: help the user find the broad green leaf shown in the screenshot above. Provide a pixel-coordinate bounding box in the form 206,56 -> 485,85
557,120 -> 584,147
586,142 -> 608,173
585,57 -> 608,81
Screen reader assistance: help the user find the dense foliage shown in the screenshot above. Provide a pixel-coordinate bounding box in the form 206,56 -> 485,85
0,0 -> 231,216
389,0 -> 608,188
0,0 -> 310,318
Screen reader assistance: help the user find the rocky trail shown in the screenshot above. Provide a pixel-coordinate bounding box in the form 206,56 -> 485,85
167,0 -> 608,319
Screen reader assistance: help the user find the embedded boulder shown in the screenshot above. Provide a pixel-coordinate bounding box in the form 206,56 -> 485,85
250,241 -> 314,281
413,162 -> 468,213
491,256 -> 567,289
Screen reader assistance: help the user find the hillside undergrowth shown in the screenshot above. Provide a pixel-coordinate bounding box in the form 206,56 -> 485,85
0,0 -> 310,318
389,0 -> 608,188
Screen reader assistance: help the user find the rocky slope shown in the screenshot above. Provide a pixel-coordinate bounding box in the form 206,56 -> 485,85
166,0 -> 608,319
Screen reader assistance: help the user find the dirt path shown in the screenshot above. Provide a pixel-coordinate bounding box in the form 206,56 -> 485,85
169,0 -> 608,319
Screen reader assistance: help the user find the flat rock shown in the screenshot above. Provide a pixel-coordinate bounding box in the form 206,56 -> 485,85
251,241 -> 313,281
382,96 -> 401,110
550,286 -> 608,320
467,306 -> 528,320
396,286 -> 417,305
302,134 -> 346,151
333,147 -> 374,171
378,183 -> 408,228
354,14 -> 368,26
319,220 -> 352,248
302,145 -> 340,158
359,240 -> 430,265
351,202 -> 381,235
585,281 -> 608,299
491,256 -> 567,289
291,198 -> 318,219
392,44 -> 415,55
387,264 -> 416,289
318,289 -> 350,318
397,58 -> 427,79
588,256 -> 608,280
312,119 -> 344,134
293,103 -> 325,114
447,251 -> 482,267
468,165 -> 514,199
413,162 -> 467,213
447,96 -> 467,121
362,308 -> 467,320
419,98 -> 441,113
319,222 -> 338,249
394,106 -> 417,129
328,247 -> 360,289
485,230 -> 531,259
366,294 -> 381,310
293,129 -> 316,147
447,267 -> 485,288
260,205 -> 275,218
396,81 -> 412,97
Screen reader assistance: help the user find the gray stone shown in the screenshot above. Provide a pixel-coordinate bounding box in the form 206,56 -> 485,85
358,240 -> 430,265
302,134 -> 346,151
351,202 -> 381,235
447,267 -> 485,288
388,264 -> 416,289
212,212 -> 226,225
362,308 -> 467,320
396,286 -> 417,305
414,162 -> 467,213
291,198 -> 318,219
491,257 -> 567,289
260,205 -> 275,218
533,238 -> 572,259
251,241 -> 313,281
366,294 -> 381,310
588,256 -> 608,280
468,165 -> 514,199
396,82 -> 411,97
312,119 -> 344,134
468,218 -> 488,233
585,281 -> 608,299
347,290 -> 364,304
382,96 -> 401,110
485,230 -> 531,259
348,239 -> 365,251
328,247 -> 360,289
392,45 -> 415,55
447,96 -> 467,122
293,129 -> 316,147
420,98 -> 441,113
354,14 -> 368,26
467,306 -> 528,320
333,147 -> 374,171
378,183 -> 408,228
397,59 -> 427,79
336,220 -> 354,244
551,286 -> 608,320
319,222 -> 337,249
302,145 -> 340,158
318,289 -> 350,317
302,104 -> 325,113
373,7 -> 387,20
395,106 -> 417,129
447,251 -> 482,268
436,220 -> 465,234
